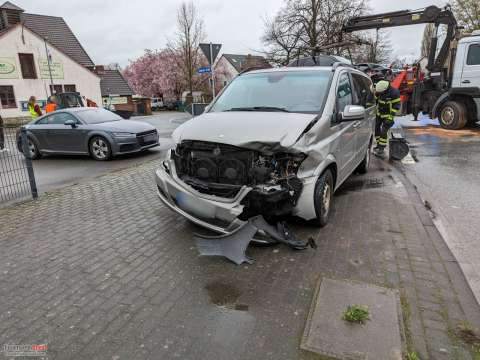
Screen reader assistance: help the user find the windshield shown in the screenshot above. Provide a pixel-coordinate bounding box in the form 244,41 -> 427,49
76,108 -> 122,124
210,70 -> 332,114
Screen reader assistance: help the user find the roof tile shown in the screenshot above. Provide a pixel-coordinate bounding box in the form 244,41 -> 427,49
99,70 -> 134,97
21,13 -> 94,67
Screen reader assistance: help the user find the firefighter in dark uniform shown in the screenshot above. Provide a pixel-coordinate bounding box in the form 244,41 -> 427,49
373,80 -> 401,157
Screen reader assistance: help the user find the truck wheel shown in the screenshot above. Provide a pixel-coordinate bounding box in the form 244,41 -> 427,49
439,101 -> 467,130
313,169 -> 334,227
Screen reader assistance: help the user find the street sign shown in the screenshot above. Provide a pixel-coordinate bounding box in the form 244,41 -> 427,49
199,43 -> 222,65
197,66 -> 211,74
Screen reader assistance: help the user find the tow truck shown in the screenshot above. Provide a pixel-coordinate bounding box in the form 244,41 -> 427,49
343,5 -> 480,129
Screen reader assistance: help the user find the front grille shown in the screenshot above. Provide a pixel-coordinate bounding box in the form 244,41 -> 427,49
137,130 -> 157,146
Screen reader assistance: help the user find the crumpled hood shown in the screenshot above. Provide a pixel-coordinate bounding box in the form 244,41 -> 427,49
172,111 -> 316,152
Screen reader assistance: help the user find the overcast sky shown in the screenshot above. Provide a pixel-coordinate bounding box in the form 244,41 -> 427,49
15,0 -> 446,66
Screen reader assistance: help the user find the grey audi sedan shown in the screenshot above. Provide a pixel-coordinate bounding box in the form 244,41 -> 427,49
18,107 -> 159,160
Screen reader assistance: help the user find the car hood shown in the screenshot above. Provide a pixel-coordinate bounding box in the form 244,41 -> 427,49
93,120 -> 156,133
172,111 -> 317,152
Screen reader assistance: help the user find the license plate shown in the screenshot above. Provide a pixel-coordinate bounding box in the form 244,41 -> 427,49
142,134 -> 156,142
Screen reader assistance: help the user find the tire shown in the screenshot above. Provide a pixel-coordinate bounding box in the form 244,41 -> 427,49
356,141 -> 372,174
89,136 -> 112,161
439,101 -> 467,130
18,137 -> 41,160
313,169 -> 334,227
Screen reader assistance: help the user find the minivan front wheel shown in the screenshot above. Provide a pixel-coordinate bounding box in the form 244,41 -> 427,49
313,169 -> 334,227
356,141 -> 372,174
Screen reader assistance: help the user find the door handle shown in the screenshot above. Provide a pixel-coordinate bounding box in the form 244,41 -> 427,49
462,80 -> 471,84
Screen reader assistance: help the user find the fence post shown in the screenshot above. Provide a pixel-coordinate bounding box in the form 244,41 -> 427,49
21,128 -> 38,199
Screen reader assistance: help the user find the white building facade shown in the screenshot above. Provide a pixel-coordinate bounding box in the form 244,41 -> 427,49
0,24 -> 101,119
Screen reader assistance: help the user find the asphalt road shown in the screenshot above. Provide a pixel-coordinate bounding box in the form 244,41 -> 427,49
398,114 -> 480,302
32,111 -> 189,194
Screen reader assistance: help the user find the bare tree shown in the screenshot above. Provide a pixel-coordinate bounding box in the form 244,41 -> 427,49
351,30 -> 392,64
169,2 -> 205,97
452,0 -> 480,32
421,24 -> 436,59
262,9 -> 303,65
261,0 -> 369,64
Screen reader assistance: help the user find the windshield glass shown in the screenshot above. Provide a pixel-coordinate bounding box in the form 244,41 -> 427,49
210,70 -> 332,114
76,108 -> 122,124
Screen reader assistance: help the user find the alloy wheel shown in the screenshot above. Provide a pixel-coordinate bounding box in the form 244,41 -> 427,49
322,181 -> 331,216
28,140 -> 36,158
92,138 -> 109,159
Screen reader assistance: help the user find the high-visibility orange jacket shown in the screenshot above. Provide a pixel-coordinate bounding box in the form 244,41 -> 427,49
45,103 -> 57,113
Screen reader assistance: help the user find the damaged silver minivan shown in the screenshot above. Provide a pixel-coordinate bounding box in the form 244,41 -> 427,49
155,62 -> 375,237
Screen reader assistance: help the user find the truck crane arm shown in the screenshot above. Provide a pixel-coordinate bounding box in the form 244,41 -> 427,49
343,6 -> 458,73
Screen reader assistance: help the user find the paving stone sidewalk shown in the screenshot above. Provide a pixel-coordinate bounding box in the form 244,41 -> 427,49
0,157 -> 479,360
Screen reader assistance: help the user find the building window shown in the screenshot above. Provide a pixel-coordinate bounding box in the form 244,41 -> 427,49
0,86 -> 17,108
18,53 -> 37,79
49,85 -> 63,94
64,84 -> 76,92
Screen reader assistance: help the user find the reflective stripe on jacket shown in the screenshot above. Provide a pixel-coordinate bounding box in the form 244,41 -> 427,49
376,86 -> 401,122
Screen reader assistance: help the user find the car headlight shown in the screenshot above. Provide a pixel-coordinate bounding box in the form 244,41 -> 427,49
112,132 -> 134,138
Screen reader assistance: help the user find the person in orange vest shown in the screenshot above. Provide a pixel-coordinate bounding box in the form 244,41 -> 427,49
27,96 -> 43,120
45,95 -> 58,113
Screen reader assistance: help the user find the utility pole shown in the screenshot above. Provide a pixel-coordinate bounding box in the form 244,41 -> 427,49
44,37 -> 54,95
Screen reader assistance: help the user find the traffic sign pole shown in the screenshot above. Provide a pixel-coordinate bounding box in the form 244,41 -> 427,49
209,43 -> 216,98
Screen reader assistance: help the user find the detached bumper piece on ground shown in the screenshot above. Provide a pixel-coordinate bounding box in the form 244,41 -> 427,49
195,215 -> 316,265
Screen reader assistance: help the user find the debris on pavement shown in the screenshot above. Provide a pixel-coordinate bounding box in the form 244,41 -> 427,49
194,215 -> 316,265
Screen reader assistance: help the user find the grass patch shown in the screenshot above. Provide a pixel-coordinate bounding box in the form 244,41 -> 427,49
457,321 -> 480,345
406,351 -> 419,360
342,305 -> 370,324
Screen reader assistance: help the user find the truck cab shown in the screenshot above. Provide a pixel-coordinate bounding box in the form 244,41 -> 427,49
452,32 -> 480,89
433,31 -> 480,129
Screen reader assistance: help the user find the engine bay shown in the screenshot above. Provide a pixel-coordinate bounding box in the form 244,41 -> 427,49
172,141 -> 305,219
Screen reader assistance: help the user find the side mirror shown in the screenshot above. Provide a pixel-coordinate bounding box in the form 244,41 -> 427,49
341,105 -> 365,122
64,119 -> 77,128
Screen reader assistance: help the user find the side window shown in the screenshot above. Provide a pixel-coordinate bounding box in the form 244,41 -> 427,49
336,73 -> 353,112
352,73 -> 374,107
466,44 -> 480,65
48,113 -> 78,125
36,117 -> 48,125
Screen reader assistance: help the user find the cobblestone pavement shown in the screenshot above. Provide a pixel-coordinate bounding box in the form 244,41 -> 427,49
0,156 -> 479,360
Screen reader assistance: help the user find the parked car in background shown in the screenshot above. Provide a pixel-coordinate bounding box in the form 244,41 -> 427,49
17,108 -> 159,161
155,60 -> 376,234
355,63 -> 393,82
151,98 -> 164,111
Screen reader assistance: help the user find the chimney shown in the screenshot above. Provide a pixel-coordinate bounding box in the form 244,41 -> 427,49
0,1 -> 24,31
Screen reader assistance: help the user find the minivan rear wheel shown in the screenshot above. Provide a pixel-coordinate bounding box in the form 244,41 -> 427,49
313,169 -> 334,227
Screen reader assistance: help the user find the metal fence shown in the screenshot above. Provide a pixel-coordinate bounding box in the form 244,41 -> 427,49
0,116 -> 38,204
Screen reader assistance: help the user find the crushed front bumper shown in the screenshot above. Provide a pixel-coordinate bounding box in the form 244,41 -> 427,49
155,160 -> 252,234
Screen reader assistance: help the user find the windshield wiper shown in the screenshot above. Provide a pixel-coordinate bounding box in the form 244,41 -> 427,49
225,106 -> 290,113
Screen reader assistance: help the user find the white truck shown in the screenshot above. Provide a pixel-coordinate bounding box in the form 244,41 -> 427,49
344,6 -> 480,129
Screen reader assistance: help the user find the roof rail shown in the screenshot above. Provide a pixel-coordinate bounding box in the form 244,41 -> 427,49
238,66 -> 271,75
332,62 -> 355,70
